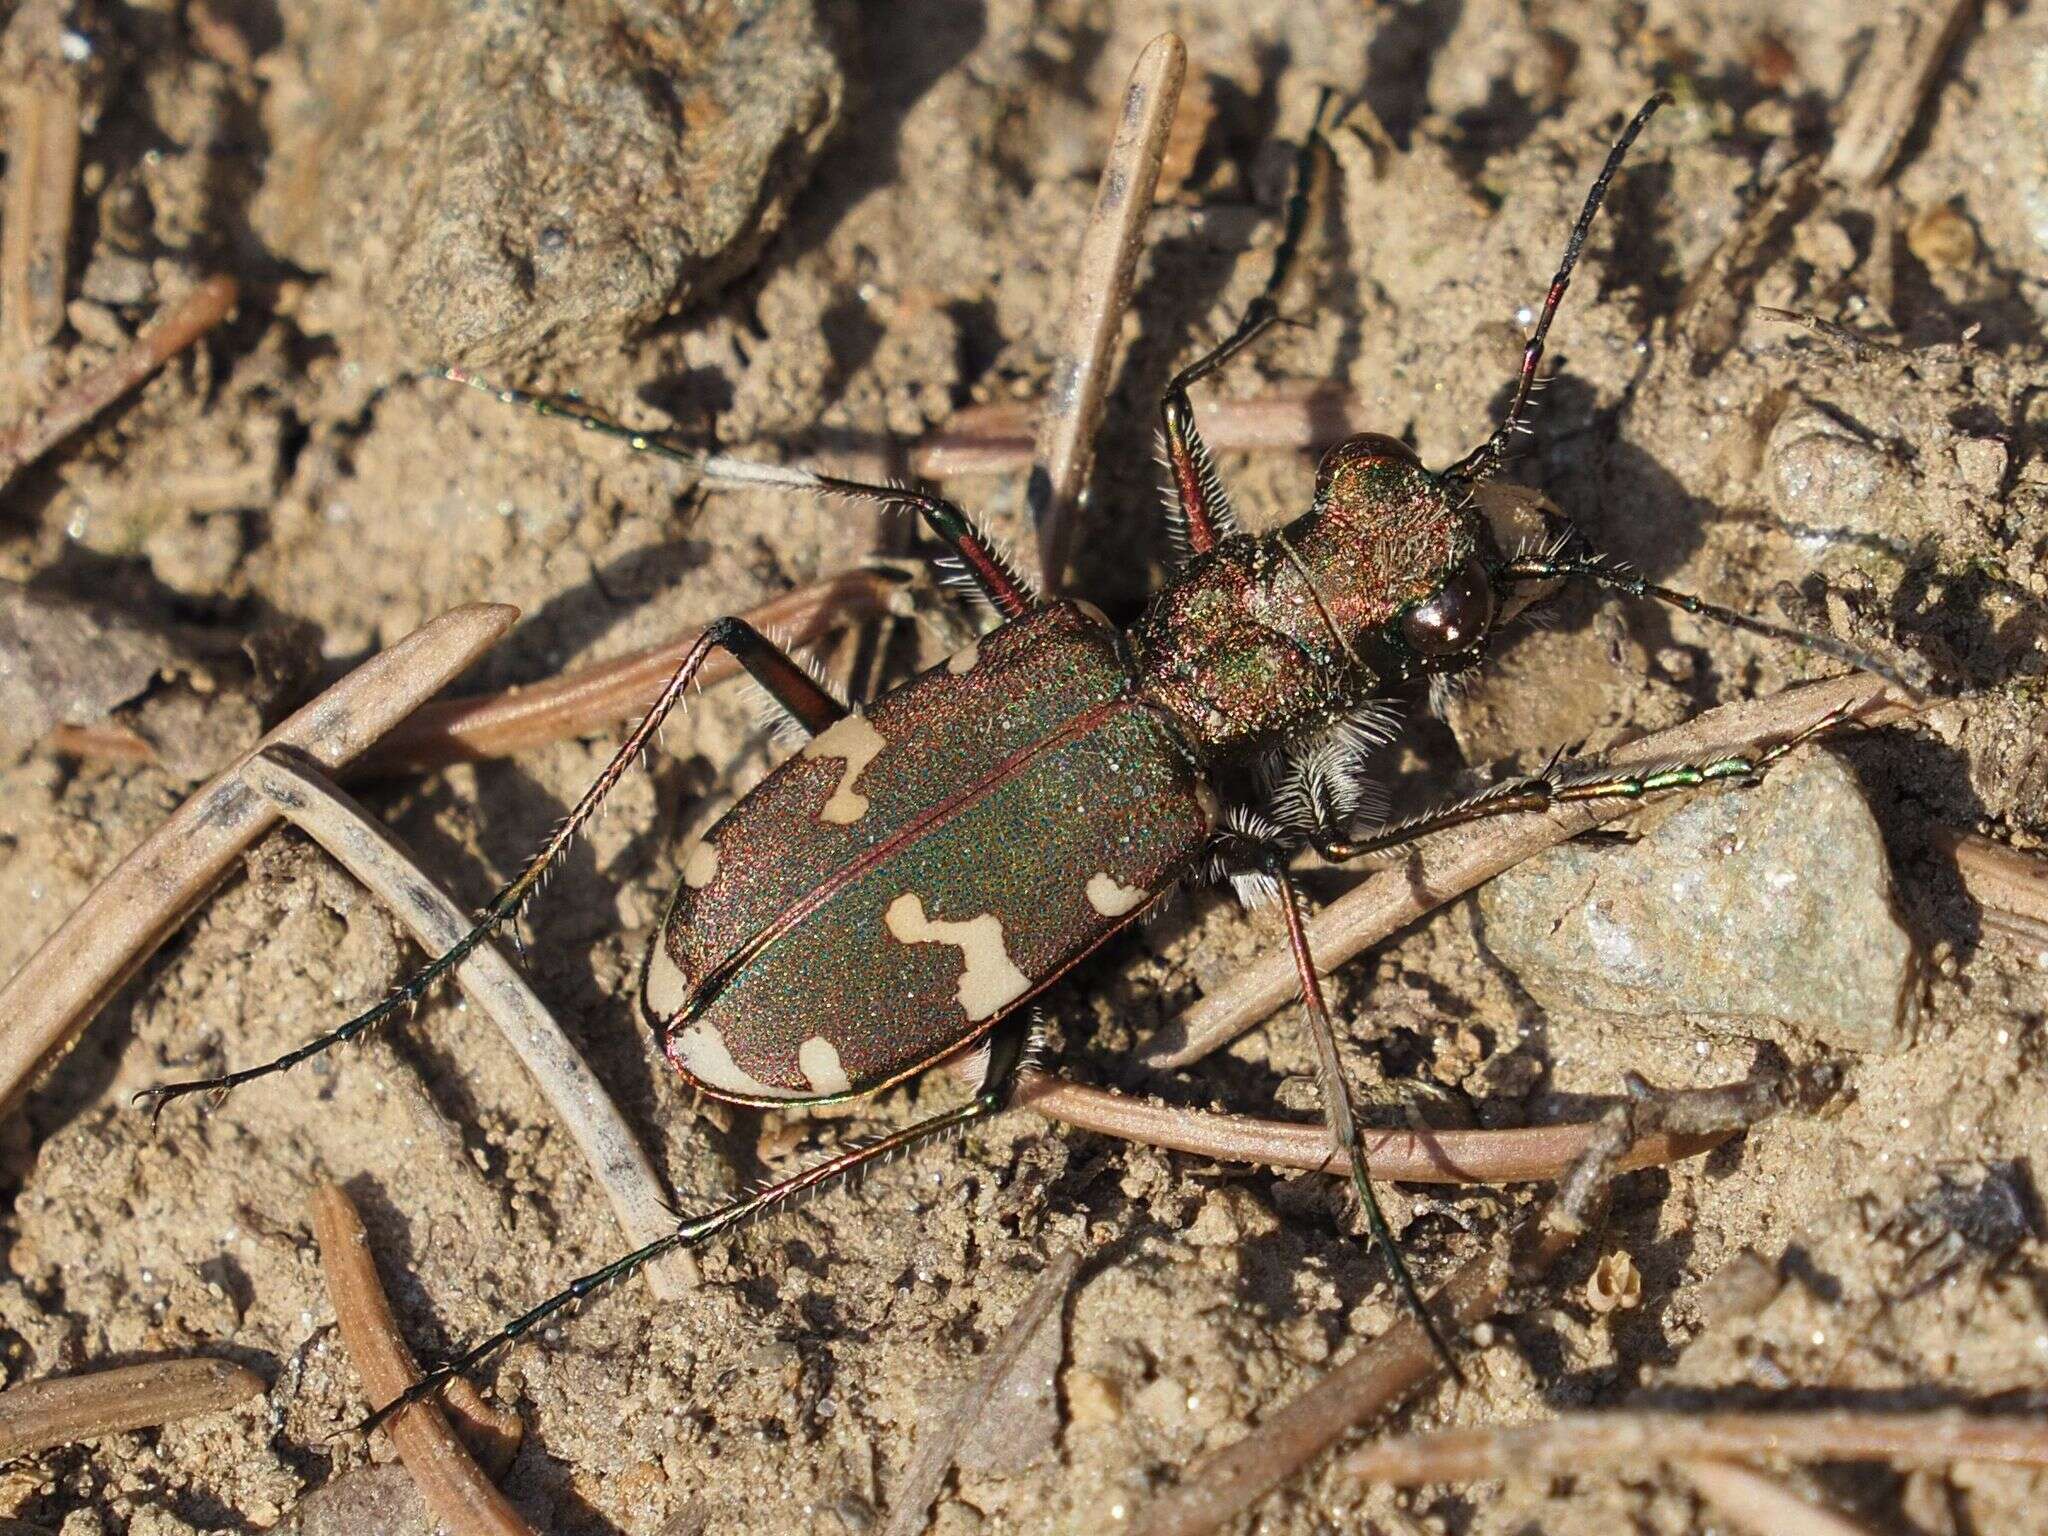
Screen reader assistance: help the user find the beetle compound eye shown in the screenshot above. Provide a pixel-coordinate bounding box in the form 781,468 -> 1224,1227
1400,556 -> 1496,657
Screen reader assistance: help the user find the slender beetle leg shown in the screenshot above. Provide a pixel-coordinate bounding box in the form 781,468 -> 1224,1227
1316,708 -> 1846,864
722,619 -> 850,737
1158,88 -> 1334,556
1211,827 -> 1463,1383
812,475 -> 1039,620
134,619 -> 839,1118
360,1018 -> 1035,1437
437,370 -> 1039,621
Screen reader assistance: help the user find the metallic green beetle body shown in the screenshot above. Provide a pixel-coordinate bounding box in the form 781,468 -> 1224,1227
643,600 -> 1217,1103
643,446 -> 1504,1107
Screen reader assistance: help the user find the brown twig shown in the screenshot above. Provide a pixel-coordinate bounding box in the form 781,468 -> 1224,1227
310,1185 -> 537,1536
1011,1072 -> 1726,1183
911,384 -> 1376,479
42,720 -> 156,762
1938,828 -> 2048,951
1755,305 -> 1906,362
0,274 -> 239,487
1681,1461 -> 1878,1536
441,1376 -> 526,1484
0,1357 -> 264,1458
1138,673 -> 1924,1071
882,1249 -> 1082,1536
1821,0 -> 1979,188
358,569 -> 901,774
1339,1408 -> 2048,1485
1030,32 -> 1185,590
246,748 -> 692,1299
1,34 -> 80,357
0,602 -> 517,1119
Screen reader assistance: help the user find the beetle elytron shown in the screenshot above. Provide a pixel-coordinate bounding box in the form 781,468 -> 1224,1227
141,91 -> 1905,1422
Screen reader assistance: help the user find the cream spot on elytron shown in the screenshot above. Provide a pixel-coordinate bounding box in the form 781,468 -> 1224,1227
801,711 -> 886,824
673,1022 -> 796,1100
799,1036 -> 851,1096
682,840 -> 719,888
883,893 -> 1031,1021
945,640 -> 980,675
1085,872 -> 1148,917
643,935 -> 690,1018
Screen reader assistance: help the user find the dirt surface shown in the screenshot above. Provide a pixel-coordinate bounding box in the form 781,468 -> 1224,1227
3,1 -> 2048,1533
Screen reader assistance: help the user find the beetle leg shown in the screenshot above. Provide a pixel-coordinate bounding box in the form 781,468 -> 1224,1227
1202,812 -> 1461,1379
722,618 -> 849,737
359,1017 -> 1036,1436
1157,88 -> 1332,558
135,617 -> 815,1118
810,474 -> 1039,620
1262,859 -> 1464,1384
1312,707 -> 1844,863
438,369 -> 1038,619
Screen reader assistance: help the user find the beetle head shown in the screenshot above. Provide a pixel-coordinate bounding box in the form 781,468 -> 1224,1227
1306,433 -> 1506,686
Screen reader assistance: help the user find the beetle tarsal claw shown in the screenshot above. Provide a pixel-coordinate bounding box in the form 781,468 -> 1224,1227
134,1080 -> 214,1125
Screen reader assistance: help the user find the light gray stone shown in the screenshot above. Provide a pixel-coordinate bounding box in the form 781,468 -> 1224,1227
1475,749 -> 1914,1052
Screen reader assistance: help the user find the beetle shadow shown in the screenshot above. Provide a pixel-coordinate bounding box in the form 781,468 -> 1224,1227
1357,0 -> 1463,150
404,528 -> 719,708
754,0 -> 984,277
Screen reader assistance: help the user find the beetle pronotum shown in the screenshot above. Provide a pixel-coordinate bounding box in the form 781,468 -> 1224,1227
140,90 -> 1911,1430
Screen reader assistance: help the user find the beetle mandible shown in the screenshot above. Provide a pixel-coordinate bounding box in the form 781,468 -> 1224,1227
140,91 -> 1908,1423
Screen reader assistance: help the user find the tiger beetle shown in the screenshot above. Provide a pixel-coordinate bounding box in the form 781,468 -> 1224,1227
140,91 -> 1910,1430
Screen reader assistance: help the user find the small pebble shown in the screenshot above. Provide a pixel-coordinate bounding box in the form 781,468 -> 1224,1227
1476,751 -> 1914,1052
1953,436 -> 2008,496
1064,1368 -> 1124,1428
65,299 -> 129,349
1907,202 -> 1979,271
1132,1375 -> 1191,1430
1792,216 -> 1858,275
78,251 -> 155,306
1742,97 -> 1796,138
1586,1251 -> 1643,1314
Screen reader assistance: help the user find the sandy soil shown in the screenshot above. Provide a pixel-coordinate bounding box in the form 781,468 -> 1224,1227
2,1 -> 2047,1532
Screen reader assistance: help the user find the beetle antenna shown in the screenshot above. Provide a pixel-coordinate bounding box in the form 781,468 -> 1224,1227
1447,93 -> 1670,484
1500,553 -> 1930,698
